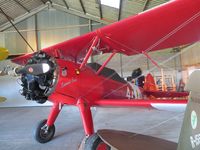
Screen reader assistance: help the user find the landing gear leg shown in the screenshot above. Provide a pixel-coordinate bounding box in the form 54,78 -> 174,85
77,98 -> 94,136
77,99 -> 110,150
34,103 -> 62,143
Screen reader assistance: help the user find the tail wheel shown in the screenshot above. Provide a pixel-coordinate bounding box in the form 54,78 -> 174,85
85,133 -> 111,150
34,119 -> 55,143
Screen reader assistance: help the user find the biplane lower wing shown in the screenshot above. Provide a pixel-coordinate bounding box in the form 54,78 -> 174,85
92,99 -> 187,112
12,0 -> 200,65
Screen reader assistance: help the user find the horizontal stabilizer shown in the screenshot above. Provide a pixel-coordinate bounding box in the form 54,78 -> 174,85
178,70 -> 200,150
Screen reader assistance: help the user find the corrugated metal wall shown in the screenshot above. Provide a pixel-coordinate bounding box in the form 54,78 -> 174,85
0,9 -> 90,53
181,43 -> 200,68
36,10 -> 81,50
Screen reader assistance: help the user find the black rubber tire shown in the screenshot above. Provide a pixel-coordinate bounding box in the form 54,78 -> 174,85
34,119 -> 55,143
84,133 -> 111,150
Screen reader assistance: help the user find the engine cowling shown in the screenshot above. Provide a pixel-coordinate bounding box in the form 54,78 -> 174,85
19,52 -> 58,104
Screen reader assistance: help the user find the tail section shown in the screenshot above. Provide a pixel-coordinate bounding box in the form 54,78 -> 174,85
177,70 -> 200,150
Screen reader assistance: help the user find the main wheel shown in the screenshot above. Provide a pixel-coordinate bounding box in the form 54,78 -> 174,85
34,119 -> 55,143
84,133 -> 111,150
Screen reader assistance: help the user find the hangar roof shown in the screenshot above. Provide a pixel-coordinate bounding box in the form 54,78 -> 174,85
0,0 -> 169,31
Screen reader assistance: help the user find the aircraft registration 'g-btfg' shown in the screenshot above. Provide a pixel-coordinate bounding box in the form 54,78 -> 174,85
4,0 -> 200,149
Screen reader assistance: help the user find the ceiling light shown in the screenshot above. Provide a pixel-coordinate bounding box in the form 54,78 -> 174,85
101,0 -> 120,9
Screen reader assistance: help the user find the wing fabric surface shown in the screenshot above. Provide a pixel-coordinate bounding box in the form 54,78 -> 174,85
12,0 -> 200,65
99,0 -> 200,55
12,32 -> 96,65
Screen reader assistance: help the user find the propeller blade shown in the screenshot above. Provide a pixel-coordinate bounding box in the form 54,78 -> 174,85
0,96 -> 6,103
0,47 -> 9,61
16,63 -> 51,76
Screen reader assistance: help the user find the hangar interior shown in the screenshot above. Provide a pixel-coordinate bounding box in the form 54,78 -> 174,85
0,0 -> 199,107
0,0 -> 199,150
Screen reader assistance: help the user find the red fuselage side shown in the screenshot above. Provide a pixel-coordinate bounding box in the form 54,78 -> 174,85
48,59 -> 129,105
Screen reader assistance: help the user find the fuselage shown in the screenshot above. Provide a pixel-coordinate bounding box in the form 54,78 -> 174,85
17,51 -> 133,105
49,59 -> 130,105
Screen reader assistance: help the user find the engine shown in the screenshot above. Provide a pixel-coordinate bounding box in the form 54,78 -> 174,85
20,52 -> 57,104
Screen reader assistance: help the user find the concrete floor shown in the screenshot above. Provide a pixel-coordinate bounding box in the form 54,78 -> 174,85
0,106 -> 184,150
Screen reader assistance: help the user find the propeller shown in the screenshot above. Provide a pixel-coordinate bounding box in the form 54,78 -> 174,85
0,63 -> 51,76
16,63 -> 51,76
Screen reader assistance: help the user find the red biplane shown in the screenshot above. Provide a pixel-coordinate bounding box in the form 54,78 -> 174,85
3,0 -> 200,149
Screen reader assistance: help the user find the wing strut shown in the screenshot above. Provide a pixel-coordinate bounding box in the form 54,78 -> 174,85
96,52 -> 116,75
142,51 -> 160,69
79,36 -> 99,70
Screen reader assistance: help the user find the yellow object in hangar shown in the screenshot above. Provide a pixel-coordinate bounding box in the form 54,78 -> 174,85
0,96 -> 6,102
0,47 -> 9,61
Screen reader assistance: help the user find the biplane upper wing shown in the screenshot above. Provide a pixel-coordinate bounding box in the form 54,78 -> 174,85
12,0 -> 200,65
11,32 -> 96,65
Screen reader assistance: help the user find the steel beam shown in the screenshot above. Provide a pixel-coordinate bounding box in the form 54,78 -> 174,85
52,3 -> 109,25
118,0 -> 123,21
40,0 -> 52,4
0,1 -> 108,32
143,0 -> 150,11
0,5 -> 48,32
79,0 -> 86,14
42,0 -> 52,4
13,0 -> 30,12
0,10 -> 14,21
40,0 -> 46,4
97,0 -> 103,19
0,7 -> 35,52
62,0 -> 69,9
35,14 -> 40,51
